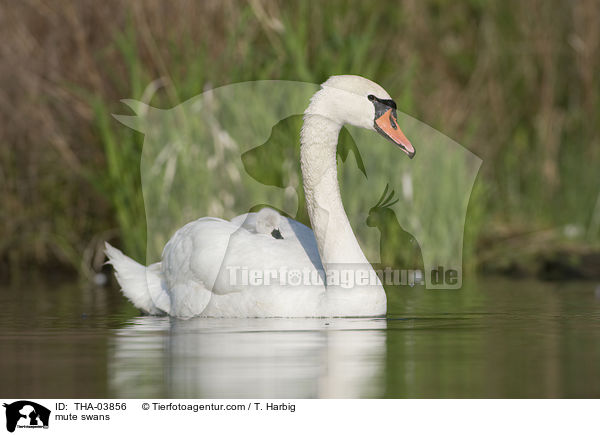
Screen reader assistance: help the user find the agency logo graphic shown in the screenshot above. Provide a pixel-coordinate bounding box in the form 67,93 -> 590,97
3,401 -> 50,433
115,79 -> 481,293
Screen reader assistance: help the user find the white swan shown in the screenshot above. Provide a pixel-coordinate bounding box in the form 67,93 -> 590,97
105,75 -> 415,318
230,207 -> 283,238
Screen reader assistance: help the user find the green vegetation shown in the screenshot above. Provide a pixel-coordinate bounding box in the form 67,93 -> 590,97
2,0 -> 599,278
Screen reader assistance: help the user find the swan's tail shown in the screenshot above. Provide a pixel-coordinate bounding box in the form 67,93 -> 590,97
104,242 -> 171,315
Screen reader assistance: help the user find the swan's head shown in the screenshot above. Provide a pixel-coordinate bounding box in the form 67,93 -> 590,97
306,75 -> 415,158
255,207 -> 283,239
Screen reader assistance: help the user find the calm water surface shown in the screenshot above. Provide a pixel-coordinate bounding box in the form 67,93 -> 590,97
1,277 -> 599,398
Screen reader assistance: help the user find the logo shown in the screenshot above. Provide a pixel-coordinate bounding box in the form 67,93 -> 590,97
115,80 -> 481,293
3,401 -> 50,433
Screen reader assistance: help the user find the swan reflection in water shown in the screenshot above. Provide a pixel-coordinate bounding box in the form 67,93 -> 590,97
108,317 -> 386,398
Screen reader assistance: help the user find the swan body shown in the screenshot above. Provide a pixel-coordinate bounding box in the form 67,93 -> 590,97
106,75 -> 415,318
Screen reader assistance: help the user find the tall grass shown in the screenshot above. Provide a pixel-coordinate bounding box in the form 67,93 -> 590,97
1,0 -> 599,277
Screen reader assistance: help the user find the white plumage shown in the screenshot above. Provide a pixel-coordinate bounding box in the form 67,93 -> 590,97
106,75 -> 413,318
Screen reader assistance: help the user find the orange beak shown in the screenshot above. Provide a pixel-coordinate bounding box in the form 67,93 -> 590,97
375,109 -> 415,158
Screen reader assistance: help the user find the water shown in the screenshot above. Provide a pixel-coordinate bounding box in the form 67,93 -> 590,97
1,277 -> 599,398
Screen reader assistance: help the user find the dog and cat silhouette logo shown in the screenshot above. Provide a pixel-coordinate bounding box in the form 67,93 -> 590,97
3,401 -> 50,432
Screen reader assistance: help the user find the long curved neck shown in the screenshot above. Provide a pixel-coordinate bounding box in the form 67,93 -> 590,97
300,114 -> 370,267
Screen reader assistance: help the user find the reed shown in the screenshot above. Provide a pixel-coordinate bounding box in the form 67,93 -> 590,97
1,0 -> 599,277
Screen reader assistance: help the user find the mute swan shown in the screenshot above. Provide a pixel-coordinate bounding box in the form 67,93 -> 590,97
105,75 -> 415,318
230,207 -> 284,239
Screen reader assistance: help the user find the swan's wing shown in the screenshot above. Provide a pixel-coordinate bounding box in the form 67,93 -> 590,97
162,218 -> 240,317
229,212 -> 255,230
146,262 -> 171,314
281,217 -> 322,271
162,216 -> 324,316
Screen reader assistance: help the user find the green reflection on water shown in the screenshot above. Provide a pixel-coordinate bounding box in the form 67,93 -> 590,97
0,277 -> 598,398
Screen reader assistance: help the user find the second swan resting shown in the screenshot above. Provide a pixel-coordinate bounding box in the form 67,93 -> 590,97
106,75 -> 415,318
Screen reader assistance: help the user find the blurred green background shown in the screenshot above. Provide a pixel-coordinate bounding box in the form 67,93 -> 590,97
2,0 -> 599,280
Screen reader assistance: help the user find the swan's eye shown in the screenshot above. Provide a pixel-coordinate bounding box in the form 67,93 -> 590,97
369,95 -> 397,110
